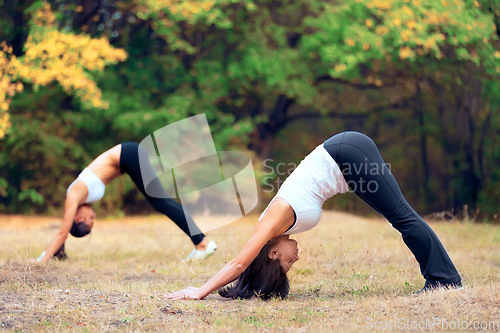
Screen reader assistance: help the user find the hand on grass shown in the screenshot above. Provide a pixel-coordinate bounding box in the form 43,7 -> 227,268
166,287 -> 202,300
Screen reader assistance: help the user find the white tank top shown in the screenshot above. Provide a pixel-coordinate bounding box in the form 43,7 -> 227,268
66,168 -> 106,203
259,143 -> 349,235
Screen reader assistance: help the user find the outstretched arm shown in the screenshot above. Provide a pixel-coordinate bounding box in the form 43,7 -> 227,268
167,222 -> 274,300
36,194 -> 79,263
166,198 -> 294,300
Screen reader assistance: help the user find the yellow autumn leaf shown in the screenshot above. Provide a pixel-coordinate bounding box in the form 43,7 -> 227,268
423,38 -> 437,50
401,6 -> 414,16
376,26 -> 389,35
0,42 -> 20,138
399,46 -> 415,59
371,0 -> 392,10
335,64 -> 347,72
11,2 -> 127,109
401,31 -> 409,41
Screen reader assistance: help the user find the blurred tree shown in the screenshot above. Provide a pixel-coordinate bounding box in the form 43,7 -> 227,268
0,0 -> 127,212
0,0 -> 499,219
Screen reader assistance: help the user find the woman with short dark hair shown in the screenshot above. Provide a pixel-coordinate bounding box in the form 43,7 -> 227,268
167,131 -> 461,300
34,142 -> 216,263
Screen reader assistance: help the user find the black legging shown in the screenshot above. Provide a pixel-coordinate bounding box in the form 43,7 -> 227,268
120,142 -> 205,245
324,132 -> 461,287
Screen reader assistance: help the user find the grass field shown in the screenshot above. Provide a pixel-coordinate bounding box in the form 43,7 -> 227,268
0,212 -> 499,332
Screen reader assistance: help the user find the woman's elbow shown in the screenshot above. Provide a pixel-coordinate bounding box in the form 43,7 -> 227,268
229,258 -> 249,272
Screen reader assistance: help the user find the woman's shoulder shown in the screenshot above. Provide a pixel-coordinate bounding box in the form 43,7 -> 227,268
66,179 -> 88,205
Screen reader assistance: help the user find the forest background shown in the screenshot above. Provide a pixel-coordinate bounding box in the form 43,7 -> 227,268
1,0 -> 499,221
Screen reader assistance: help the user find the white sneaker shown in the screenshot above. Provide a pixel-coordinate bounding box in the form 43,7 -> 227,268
184,240 -> 217,262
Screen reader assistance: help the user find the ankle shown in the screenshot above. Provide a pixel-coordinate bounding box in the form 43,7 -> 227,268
195,237 -> 210,251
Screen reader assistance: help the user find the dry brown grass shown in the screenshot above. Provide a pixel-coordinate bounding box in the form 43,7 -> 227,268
0,212 -> 499,332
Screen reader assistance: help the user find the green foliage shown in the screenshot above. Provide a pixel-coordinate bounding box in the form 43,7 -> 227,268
301,0 -> 499,82
0,0 -> 499,219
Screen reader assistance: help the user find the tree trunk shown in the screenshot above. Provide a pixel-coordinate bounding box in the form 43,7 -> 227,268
416,81 -> 430,195
251,94 -> 294,160
462,78 -> 483,210
437,88 -> 452,209
3,0 -> 29,56
478,106 -> 492,180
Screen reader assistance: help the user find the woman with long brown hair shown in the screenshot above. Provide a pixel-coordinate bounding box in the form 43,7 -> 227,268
167,131 -> 461,300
